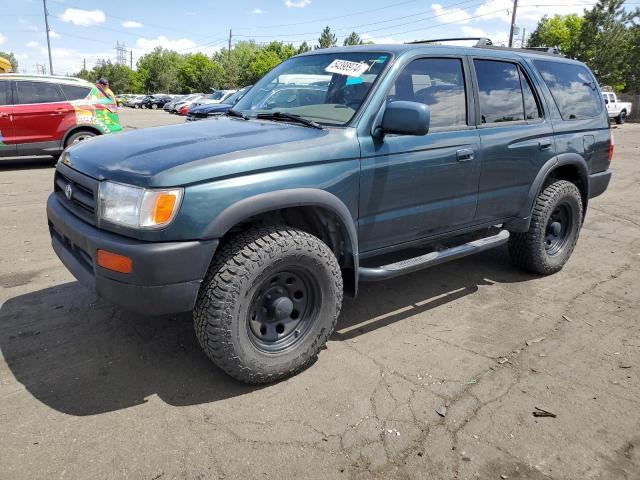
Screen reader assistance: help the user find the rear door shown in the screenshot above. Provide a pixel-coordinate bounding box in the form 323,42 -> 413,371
0,79 -> 17,156
471,57 -> 555,222
12,80 -> 71,154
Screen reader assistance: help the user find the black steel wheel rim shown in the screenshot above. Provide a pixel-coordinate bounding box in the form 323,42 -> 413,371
545,202 -> 573,256
246,268 -> 320,353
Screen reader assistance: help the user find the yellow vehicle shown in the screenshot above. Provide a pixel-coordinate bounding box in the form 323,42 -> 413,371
0,57 -> 13,73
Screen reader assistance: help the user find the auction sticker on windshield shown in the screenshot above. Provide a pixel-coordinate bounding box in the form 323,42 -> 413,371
325,59 -> 369,77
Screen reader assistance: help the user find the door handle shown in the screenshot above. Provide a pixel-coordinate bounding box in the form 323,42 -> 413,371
538,140 -> 552,150
456,148 -> 474,162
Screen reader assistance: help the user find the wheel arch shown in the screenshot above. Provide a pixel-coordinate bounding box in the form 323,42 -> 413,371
506,153 -> 589,232
203,188 -> 360,297
63,125 -> 102,148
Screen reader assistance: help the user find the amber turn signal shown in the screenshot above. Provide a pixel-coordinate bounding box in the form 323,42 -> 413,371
97,249 -> 133,274
153,193 -> 178,224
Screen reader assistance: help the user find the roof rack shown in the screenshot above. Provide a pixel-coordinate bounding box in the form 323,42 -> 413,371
407,37 -> 493,47
406,37 -> 563,56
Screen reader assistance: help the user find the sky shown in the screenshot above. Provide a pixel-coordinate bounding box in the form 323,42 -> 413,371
0,0 -> 623,75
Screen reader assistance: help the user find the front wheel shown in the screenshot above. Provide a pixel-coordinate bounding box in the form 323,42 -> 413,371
194,226 -> 343,384
151,104 -> 158,110
508,180 -> 583,275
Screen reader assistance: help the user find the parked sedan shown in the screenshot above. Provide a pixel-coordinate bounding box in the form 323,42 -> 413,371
163,95 -> 187,112
170,93 -> 204,113
186,86 -> 252,121
125,95 -> 145,107
140,94 -> 172,109
189,89 -> 237,109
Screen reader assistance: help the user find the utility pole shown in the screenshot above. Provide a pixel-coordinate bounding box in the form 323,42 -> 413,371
508,0 -> 518,48
83,58 -> 86,71
228,29 -> 232,56
130,50 -> 133,69
42,0 -> 54,74
520,28 -> 526,48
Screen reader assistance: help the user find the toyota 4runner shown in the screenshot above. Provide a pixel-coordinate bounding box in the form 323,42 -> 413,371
47,41 -> 613,383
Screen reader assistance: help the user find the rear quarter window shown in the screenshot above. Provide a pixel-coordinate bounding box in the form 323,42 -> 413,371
16,81 -> 65,104
60,84 -> 92,101
533,60 -> 602,120
0,80 -> 9,105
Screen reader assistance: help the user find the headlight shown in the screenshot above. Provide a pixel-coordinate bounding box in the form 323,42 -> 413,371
98,181 -> 183,229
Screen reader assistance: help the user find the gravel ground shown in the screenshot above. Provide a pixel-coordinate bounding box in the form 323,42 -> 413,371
0,109 -> 638,480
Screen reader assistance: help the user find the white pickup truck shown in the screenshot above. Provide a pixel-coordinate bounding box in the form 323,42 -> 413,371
602,91 -> 632,124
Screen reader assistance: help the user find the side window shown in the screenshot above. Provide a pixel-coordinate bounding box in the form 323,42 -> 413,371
60,84 -> 91,101
533,60 -> 602,120
0,80 -> 9,105
474,59 -> 524,124
519,67 -> 541,121
387,58 -> 467,128
16,81 -> 65,104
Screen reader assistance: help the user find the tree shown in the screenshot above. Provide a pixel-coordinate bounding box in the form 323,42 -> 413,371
264,41 -> 297,61
528,14 -> 583,58
178,53 -> 224,93
576,0 -> 639,90
625,24 -> 640,92
343,32 -> 363,46
249,49 -> 282,82
215,40 -> 261,88
297,41 -> 311,54
316,26 -> 337,49
136,47 -> 184,93
0,51 -> 18,71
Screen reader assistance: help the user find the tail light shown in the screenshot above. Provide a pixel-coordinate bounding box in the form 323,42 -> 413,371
608,129 -> 614,162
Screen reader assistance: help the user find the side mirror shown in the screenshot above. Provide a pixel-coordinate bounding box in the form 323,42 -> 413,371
375,101 -> 430,137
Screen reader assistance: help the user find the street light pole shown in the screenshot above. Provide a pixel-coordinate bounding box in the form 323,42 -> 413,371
508,0 -> 518,48
42,0 -> 54,74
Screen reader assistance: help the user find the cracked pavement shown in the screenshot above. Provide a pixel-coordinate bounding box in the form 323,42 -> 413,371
0,111 -> 639,479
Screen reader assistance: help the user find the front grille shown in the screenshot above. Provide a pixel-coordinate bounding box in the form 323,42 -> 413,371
54,164 -> 99,225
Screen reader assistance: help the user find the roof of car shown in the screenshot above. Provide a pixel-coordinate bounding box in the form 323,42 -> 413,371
0,73 -> 96,85
299,43 -> 582,64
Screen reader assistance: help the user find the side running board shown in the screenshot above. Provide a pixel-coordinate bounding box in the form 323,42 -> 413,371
359,230 -> 510,282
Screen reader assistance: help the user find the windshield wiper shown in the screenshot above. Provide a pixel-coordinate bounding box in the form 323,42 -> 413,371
226,109 -> 249,120
256,112 -> 323,129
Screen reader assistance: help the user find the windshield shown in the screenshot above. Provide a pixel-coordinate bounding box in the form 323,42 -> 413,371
208,91 -> 226,100
225,87 -> 250,105
233,52 -> 391,126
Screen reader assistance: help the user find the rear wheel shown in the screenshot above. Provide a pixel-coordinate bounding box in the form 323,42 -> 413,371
616,111 -> 626,124
151,104 -> 158,110
193,226 -> 343,384
65,130 -> 97,148
508,180 -> 583,275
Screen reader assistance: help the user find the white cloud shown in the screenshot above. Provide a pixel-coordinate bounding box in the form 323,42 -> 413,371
49,30 -> 61,38
361,33 -> 400,44
136,35 -> 196,51
27,41 -> 40,48
59,8 -> 106,27
185,11 -> 196,16
461,26 -> 490,38
0,33 -> 5,45
432,3 -> 471,24
250,8 -> 264,14
285,0 -> 311,7
122,20 -> 143,28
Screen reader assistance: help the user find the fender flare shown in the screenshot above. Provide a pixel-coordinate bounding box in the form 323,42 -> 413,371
507,153 -> 589,232
202,188 -> 360,293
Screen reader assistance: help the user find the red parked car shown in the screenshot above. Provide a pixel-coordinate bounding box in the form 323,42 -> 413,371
0,74 -> 122,160
179,104 -> 190,116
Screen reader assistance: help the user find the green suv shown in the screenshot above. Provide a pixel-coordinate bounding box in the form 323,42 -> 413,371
47,41 -> 612,383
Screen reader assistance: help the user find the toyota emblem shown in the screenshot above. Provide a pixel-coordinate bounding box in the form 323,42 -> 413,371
64,183 -> 73,201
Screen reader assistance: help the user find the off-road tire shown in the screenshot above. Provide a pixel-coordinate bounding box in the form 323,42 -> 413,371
193,226 -> 343,384
616,111 -> 626,124
508,180 -> 583,275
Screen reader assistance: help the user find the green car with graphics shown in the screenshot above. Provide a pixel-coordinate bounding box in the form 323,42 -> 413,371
0,74 -> 121,159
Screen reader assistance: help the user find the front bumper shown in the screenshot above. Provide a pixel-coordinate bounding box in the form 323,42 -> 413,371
47,194 -> 218,315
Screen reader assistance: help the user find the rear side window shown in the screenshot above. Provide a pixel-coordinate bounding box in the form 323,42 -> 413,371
16,81 -> 65,104
388,58 -> 467,128
0,80 -> 9,105
60,84 -> 91,101
534,60 -> 601,120
474,60 -> 524,123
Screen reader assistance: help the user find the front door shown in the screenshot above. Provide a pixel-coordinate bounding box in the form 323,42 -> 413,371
358,57 -> 481,253
0,79 -> 16,157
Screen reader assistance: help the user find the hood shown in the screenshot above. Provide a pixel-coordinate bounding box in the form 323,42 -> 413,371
63,116 -> 360,187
